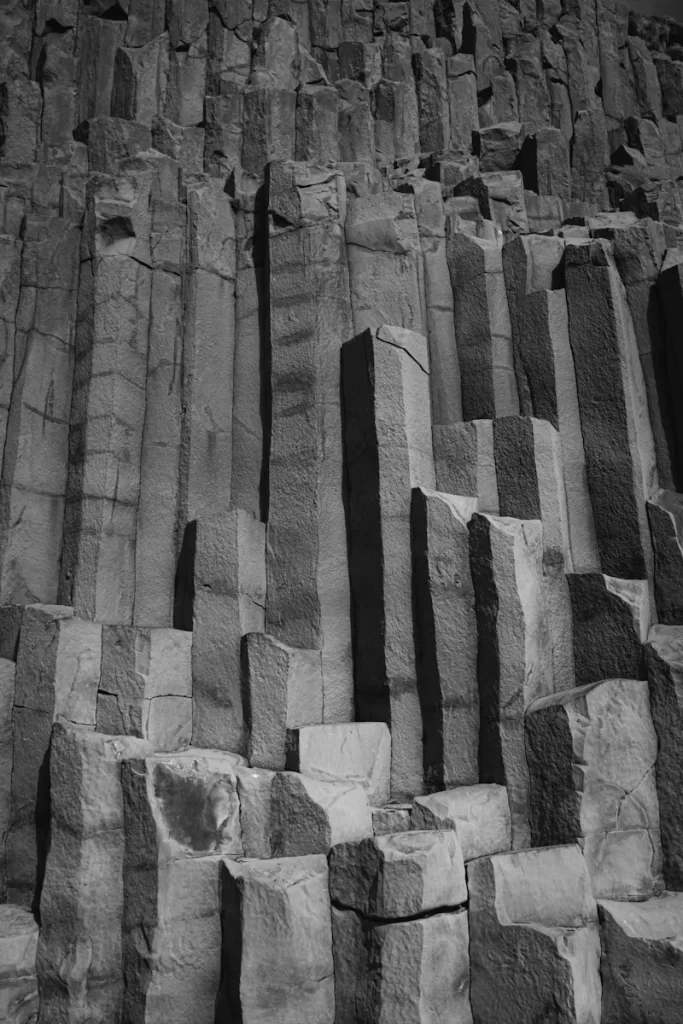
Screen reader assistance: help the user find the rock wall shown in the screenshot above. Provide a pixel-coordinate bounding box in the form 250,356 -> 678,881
1,0 -> 683,1020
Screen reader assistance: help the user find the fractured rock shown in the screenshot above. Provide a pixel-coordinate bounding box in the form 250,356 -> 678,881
0,905 -> 38,1024
647,489 -> 683,624
411,785 -> 511,862
568,574 -> 649,687
286,722 -> 390,806
271,772 -> 373,856
526,678 -> 663,900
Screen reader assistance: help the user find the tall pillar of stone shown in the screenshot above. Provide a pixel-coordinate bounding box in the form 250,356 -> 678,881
342,326 -> 435,799
265,161 -> 354,724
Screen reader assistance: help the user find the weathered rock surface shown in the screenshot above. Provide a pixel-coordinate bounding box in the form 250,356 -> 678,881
647,489 -> 683,624
568,573 -> 649,687
0,905 -> 39,1024
286,722 -> 390,807
411,785 -> 511,862
468,845 -> 602,1024
271,772 -> 373,856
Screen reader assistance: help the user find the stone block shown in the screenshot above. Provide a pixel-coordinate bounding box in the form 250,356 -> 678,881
342,326 -> 435,798
286,723 -> 390,806
271,773 -> 373,856
645,626 -> 683,890
412,488 -> 479,789
468,845 -> 602,1024
647,489 -> 683,623
111,34 -> 169,125
96,626 -> 192,751
526,678 -> 663,899
432,420 -> 498,513
241,86 -> 296,176
413,49 -> 449,155
568,574 -> 648,687
332,905 -> 472,1024
598,892 -> 683,1023
192,509 -> 266,754
37,724 -> 151,1023
121,749 -> 244,1023
372,804 -> 411,836
411,785 -> 511,862
469,513 -> 551,847
242,633 -> 322,771
329,829 -> 466,918
234,765 -> 275,859
295,85 -> 339,162
0,659 -> 13,899
218,855 -> 334,1024
0,905 -> 38,1024
571,107 -> 609,209
446,53 -> 478,158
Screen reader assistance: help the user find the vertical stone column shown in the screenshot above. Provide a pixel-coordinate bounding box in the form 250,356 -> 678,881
565,240 -> 657,581
433,420 -> 499,514
469,512 -> 551,847
60,170 -> 152,624
342,326 -> 435,799
412,488 -> 479,790
265,162 -> 353,723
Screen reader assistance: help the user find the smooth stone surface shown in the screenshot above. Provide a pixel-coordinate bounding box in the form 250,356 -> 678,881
411,785 -> 512,862
286,722 -> 391,807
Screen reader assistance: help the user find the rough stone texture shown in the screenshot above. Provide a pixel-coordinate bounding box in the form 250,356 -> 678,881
242,632 -> 322,771
271,772 -> 373,856
645,626 -> 683,890
567,574 -> 649,687
121,749 -> 244,1023
598,892 -> 683,1023
332,905 -> 472,1024
219,855 -> 334,1024
526,678 -> 664,900
96,626 -> 192,751
412,488 -> 479,789
192,508 -> 266,754
329,829 -> 466,918
410,785 -> 511,862
0,905 -> 39,1024
468,845 -> 602,1024
647,489 -> 683,624
286,722 -> 390,806
342,326 -> 434,800
37,723 -> 152,1024
432,421 -> 498,514
0,659 -> 14,901
469,512 -> 551,848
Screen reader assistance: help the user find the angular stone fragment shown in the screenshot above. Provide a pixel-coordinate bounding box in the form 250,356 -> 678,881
411,784 -> 511,863
598,892 -> 683,1023
567,574 -> 648,687
122,749 -> 244,1023
469,513 -> 551,848
192,509 -> 266,754
446,228 -> 519,420
96,626 -> 192,751
477,122 -> 525,173
332,905 -> 472,1024
565,240 -> 657,581
6,605 -> 101,908
295,85 -> 339,162
286,723 -> 390,807
527,678 -> 663,900
111,34 -> 169,125
342,326 -> 435,798
412,489 -> 479,789
345,192 -> 424,336
432,420 -> 498,513
219,856 -> 334,1024
271,773 -> 373,856
645,626 -> 683,890
242,632 -> 322,772
372,804 -> 411,836
329,829 -> 466,918
0,905 -> 38,1024
37,724 -> 151,1024
468,845 -> 601,1024
266,163 -> 353,724
234,765 -> 275,859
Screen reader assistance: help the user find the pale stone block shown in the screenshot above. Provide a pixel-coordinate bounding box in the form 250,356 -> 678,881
0,905 -> 38,1024
271,773 -> 373,856
411,785 -> 511,862
286,722 -> 390,807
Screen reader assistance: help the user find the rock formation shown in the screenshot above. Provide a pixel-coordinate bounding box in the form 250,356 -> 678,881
1,0 -> 683,1019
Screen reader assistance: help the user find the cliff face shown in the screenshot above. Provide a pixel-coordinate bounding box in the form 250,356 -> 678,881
1,0 -> 683,1021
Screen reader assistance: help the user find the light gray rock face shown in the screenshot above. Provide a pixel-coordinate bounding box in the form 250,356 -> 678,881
0,659 -> 14,900
266,162 -> 354,725
469,512 -> 551,847
332,905 -> 472,1024
219,855 -> 335,1024
645,626 -> 683,890
526,678 -> 663,900
329,830 -> 467,918
286,723 -> 390,806
242,633 -> 322,771
0,905 -> 39,1024
647,489 -> 683,624
234,766 -> 276,859
96,626 -> 192,751
412,489 -> 479,789
121,749 -> 244,1024
192,508 -> 266,754
271,772 -> 373,856
37,724 -> 151,1024
411,785 -> 511,862
342,326 -> 435,800
432,421 -> 498,513
6,606 -> 101,909
565,240 -> 657,582
598,892 -> 683,1023
468,845 -> 602,1024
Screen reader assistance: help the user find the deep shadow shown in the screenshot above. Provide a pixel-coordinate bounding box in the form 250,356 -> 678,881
173,519 -> 197,631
